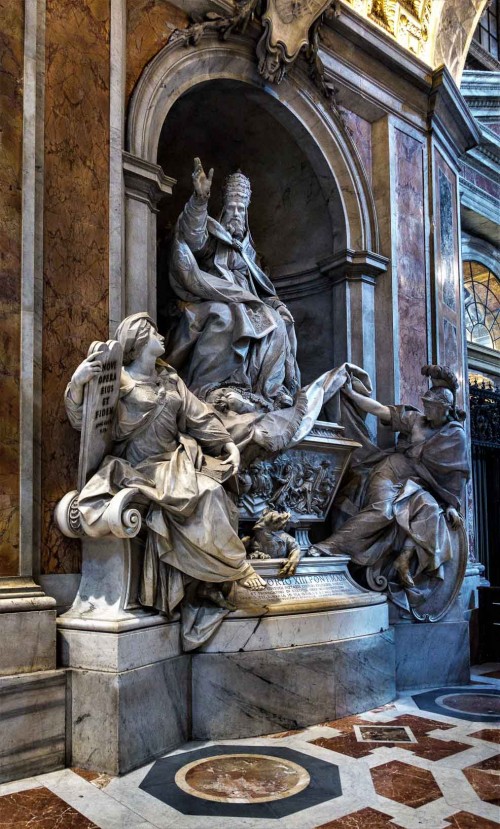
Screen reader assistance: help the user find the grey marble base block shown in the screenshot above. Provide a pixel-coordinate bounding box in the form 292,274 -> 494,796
58,619 -> 180,671
191,630 -> 395,740
0,670 -> 66,784
394,620 -> 470,690
0,610 -> 56,676
68,654 -> 190,775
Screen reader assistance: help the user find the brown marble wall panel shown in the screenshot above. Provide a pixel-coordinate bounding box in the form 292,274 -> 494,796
434,150 -> 465,405
41,0 -> 110,573
340,109 -> 372,186
0,0 -> 24,577
126,0 -> 188,103
394,129 -> 427,407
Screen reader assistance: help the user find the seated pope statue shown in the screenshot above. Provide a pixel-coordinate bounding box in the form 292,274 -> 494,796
166,158 -> 300,412
64,312 -> 266,645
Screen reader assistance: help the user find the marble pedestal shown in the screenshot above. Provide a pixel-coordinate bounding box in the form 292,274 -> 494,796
60,618 -> 191,775
57,536 -> 193,775
193,559 -> 393,738
392,563 -> 480,690
0,584 -> 66,783
394,620 -> 470,690
0,670 -> 66,784
59,544 -> 395,774
64,641 -> 190,774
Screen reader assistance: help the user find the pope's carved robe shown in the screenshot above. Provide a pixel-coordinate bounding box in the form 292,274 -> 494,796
167,195 -> 300,407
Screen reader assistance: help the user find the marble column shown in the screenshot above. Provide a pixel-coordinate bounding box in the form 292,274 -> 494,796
123,152 -> 175,319
0,0 -> 65,784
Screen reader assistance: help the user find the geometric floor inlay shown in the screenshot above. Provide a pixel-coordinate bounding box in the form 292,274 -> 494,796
2,669 -> 499,829
354,724 -> 416,743
174,753 -> 311,803
313,806 -> 398,828
0,787 -> 99,828
444,811 -> 500,828
468,728 -> 500,744
310,713 -> 469,761
438,693 -> 500,716
412,686 -> 500,722
370,760 -> 443,807
139,744 -> 341,818
462,755 -> 500,806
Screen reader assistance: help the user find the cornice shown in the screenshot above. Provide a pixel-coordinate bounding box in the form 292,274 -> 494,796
123,152 -> 176,209
429,66 -> 481,159
319,249 -> 389,284
460,178 -> 500,225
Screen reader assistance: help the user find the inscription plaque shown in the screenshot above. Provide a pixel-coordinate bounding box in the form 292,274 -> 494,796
232,557 -> 386,615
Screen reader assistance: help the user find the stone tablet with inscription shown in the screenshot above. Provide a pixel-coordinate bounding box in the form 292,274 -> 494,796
77,339 -> 123,490
231,557 -> 386,616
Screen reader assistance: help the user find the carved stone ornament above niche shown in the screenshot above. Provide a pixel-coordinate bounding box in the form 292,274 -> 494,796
169,0 -> 434,88
258,0 -> 334,82
169,0 -> 338,90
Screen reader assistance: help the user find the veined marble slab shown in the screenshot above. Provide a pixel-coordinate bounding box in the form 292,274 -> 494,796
0,610 -> 56,675
395,620 -> 470,690
192,631 -> 396,740
0,670 -> 66,783
200,604 -> 388,653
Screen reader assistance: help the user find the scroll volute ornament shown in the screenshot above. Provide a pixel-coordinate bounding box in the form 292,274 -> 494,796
258,0 -> 333,81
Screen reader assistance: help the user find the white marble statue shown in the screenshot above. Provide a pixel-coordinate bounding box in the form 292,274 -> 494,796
65,312 -> 267,646
167,158 -> 300,411
314,365 -> 470,616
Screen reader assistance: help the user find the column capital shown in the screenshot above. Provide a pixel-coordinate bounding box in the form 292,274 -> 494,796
123,152 -> 176,210
320,249 -> 389,285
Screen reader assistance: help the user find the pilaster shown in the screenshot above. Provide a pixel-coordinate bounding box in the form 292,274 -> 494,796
321,249 -> 388,395
123,152 -> 175,319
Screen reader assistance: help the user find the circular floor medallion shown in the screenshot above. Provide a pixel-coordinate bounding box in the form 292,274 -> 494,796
174,752 -> 311,803
437,693 -> 500,717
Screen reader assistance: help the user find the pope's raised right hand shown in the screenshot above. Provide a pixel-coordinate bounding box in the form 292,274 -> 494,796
192,156 -> 213,201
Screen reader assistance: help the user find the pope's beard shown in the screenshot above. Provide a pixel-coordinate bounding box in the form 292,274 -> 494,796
223,214 -> 245,241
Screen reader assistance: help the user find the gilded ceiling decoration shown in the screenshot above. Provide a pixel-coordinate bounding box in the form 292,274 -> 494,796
342,0 -> 433,59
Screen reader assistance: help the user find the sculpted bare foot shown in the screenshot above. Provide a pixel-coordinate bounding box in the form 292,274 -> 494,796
239,572 -> 267,590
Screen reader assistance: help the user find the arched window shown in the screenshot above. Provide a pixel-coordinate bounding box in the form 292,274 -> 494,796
463,260 -> 500,351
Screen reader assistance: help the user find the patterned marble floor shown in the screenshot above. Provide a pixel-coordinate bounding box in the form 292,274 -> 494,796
1,665 -> 499,829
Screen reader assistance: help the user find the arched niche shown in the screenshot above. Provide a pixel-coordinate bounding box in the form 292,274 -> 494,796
156,79 -> 344,277
125,32 -> 384,383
